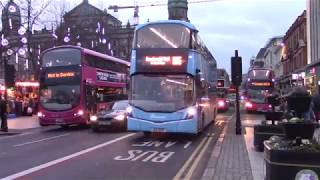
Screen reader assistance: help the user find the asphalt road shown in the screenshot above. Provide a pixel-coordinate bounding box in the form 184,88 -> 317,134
0,110 -> 241,180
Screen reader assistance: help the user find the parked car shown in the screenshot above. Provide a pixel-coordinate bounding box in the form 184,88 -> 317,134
90,100 -> 129,132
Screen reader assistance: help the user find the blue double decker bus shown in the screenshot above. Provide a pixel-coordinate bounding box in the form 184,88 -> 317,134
127,20 -> 218,134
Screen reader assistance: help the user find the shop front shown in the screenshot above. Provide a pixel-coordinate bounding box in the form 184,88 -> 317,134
7,81 -> 40,116
305,66 -> 319,95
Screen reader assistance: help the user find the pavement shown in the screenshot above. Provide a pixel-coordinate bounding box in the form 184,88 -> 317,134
202,113 -> 256,180
0,115 -> 40,135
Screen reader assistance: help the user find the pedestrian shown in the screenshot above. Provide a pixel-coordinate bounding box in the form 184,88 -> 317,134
0,94 -> 8,132
312,86 -> 320,121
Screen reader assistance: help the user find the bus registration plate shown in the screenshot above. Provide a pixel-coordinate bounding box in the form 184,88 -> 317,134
55,118 -> 63,123
99,121 -> 111,125
152,128 -> 166,132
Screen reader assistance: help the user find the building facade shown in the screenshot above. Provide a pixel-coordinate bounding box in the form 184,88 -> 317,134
307,0 -> 320,64
263,37 -> 284,78
282,11 -> 307,92
307,0 -> 320,94
56,0 -> 134,60
217,68 -> 230,88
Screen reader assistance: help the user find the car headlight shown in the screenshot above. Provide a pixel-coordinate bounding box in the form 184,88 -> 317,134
114,114 -> 125,121
90,115 -> 98,122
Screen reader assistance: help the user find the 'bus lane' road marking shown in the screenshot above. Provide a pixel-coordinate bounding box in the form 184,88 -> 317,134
1,133 -> 136,180
113,140 -> 194,163
13,133 -> 71,147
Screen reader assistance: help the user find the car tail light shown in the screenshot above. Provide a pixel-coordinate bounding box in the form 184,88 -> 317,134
245,102 -> 253,108
218,100 -> 225,107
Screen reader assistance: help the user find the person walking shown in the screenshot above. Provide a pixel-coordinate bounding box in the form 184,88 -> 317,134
0,94 -> 8,132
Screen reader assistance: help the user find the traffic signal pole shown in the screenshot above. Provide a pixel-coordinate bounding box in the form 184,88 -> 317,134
235,83 -> 241,134
231,50 -> 242,135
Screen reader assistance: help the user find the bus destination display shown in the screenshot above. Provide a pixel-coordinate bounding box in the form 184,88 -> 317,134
136,49 -> 188,73
251,82 -> 271,87
47,72 -> 75,79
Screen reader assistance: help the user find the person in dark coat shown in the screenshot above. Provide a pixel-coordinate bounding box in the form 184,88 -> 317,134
312,86 -> 320,121
0,94 -> 8,132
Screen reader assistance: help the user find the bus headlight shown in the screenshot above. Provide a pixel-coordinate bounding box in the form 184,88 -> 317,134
126,106 -> 133,117
90,115 -> 98,122
245,102 -> 253,108
74,110 -> 84,117
114,114 -> 125,121
37,112 -> 45,118
186,107 -> 197,119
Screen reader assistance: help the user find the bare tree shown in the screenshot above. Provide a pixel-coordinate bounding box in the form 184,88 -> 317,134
46,0 -> 71,29
12,0 -> 52,79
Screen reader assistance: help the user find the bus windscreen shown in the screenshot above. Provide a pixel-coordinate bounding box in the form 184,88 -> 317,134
136,24 -> 190,49
42,48 -> 81,67
131,74 -> 194,112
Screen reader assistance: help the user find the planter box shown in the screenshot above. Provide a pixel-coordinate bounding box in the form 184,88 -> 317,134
283,123 -> 316,139
264,141 -> 320,180
287,96 -> 311,117
253,124 -> 284,151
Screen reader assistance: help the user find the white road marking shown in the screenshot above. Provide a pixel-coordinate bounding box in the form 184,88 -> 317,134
173,135 -> 208,180
14,134 -> 70,147
184,133 -> 214,179
2,133 -> 135,180
183,141 -> 192,149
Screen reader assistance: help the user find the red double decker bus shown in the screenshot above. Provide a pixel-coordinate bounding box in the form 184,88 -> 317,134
244,68 -> 275,113
38,46 -> 129,127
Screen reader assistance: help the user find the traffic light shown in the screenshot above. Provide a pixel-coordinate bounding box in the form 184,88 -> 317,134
5,64 -> 15,88
217,79 -> 225,88
231,50 -> 242,86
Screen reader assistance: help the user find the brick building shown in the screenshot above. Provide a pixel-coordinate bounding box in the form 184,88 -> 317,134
281,10 -> 307,91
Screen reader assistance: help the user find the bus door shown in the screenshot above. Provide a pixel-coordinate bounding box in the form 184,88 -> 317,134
85,85 -> 97,114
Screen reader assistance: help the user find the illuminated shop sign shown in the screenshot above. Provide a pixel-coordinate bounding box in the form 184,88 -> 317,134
145,56 -> 184,66
47,72 -> 75,78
